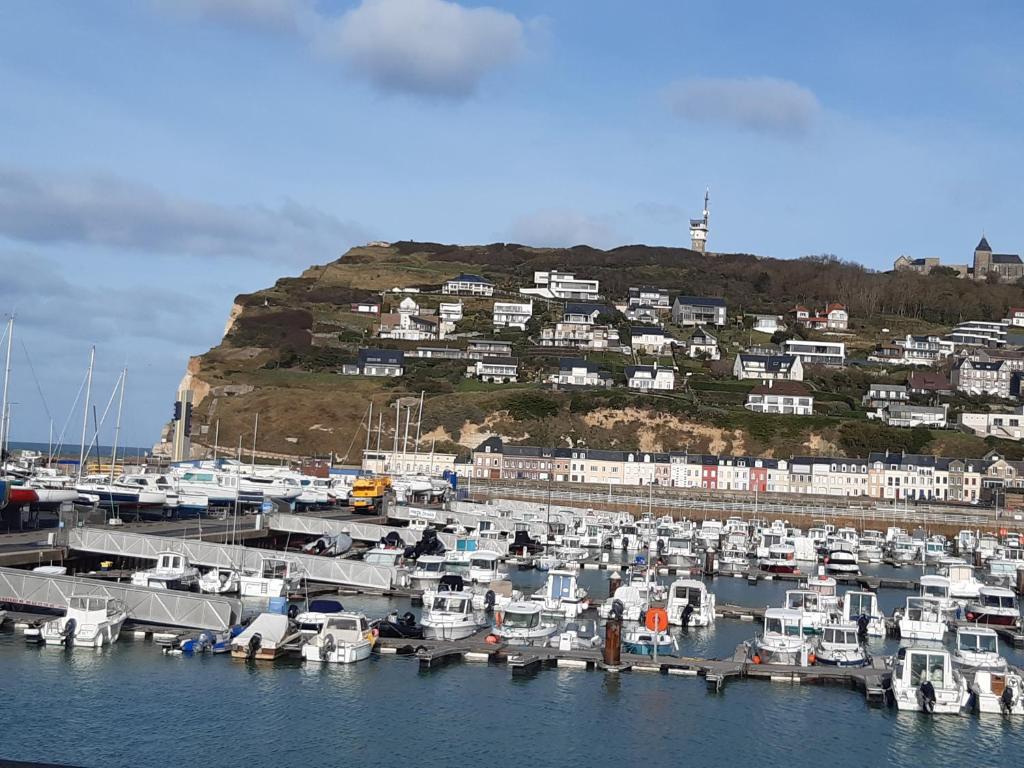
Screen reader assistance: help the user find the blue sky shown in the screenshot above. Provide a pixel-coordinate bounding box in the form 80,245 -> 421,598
2,0 -> 1023,446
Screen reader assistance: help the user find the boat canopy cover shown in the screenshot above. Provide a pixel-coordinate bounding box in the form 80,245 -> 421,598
439,574 -> 465,592
308,599 -> 344,614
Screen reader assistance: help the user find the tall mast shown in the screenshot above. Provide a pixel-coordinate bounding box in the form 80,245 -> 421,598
392,399 -> 399,471
0,316 -> 13,456
365,400 -> 373,459
213,419 -> 219,461
375,412 -> 382,454
78,346 -> 95,480
251,412 -> 259,471
109,368 -> 126,484
413,390 -> 424,460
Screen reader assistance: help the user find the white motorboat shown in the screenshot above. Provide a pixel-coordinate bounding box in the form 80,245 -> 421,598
858,531 -> 884,563
842,590 -> 886,638
493,601 -> 558,646
622,626 -> 675,656
824,547 -> 859,575
598,584 -> 646,622
530,570 -> 590,619
169,467 -> 239,508
941,561 -> 983,602
814,624 -> 870,667
238,557 -> 303,598
802,572 -> 840,615
301,612 -> 375,664
294,598 -> 347,636
549,620 -> 603,651
749,608 -> 812,666
611,525 -> 642,551
666,579 -> 715,627
534,553 -> 562,571
718,546 -> 748,575
784,590 -> 832,634
897,596 -> 946,642
130,551 -> 200,591
918,575 -> 955,615
467,551 -> 508,584
969,669 -> 1024,715
408,555 -> 446,592
40,595 -> 127,648
362,544 -> 405,567
198,567 -> 241,594
421,592 -> 485,641
923,537 -> 947,562
759,543 -> 798,574
231,613 -> 300,660
953,626 -> 1006,672
890,645 -> 967,714
965,587 -> 1021,628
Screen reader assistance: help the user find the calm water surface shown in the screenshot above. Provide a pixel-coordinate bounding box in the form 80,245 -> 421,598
3,564 -> 1024,767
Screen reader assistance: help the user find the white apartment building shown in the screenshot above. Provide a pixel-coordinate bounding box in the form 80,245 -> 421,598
521,270 -> 600,301
783,339 -> 846,367
960,407 -> 1024,441
492,300 -> 533,330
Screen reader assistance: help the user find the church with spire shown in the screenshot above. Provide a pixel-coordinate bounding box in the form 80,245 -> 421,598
689,189 -> 710,253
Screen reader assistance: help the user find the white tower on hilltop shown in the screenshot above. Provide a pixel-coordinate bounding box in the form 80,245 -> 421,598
689,188 -> 709,253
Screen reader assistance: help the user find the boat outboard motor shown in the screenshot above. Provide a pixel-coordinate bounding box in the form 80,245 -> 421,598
246,633 -> 262,661
383,531 -> 403,548
856,614 -> 870,645
401,611 -> 417,627
287,604 -> 299,620
610,599 -> 625,621
919,680 -> 937,713
320,634 -> 336,662
483,590 -> 496,611
657,539 -> 666,555
1001,684 -> 1016,715
681,603 -> 695,629
62,618 -> 77,648
621,536 -> 629,551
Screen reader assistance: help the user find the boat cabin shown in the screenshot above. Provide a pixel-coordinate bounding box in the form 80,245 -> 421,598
956,626 -> 999,658
429,594 -> 473,616
763,608 -> 805,638
500,602 -> 544,629
844,591 -> 881,621
321,614 -> 370,643
821,625 -> 859,647
546,571 -> 581,601
893,646 -> 952,689
919,575 -> 951,601
904,596 -> 944,623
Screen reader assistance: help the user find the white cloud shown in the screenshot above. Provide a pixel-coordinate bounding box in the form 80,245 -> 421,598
507,209 -> 620,249
160,0 -> 527,100
665,77 -> 822,136
0,167 -> 368,262
323,0 -> 525,99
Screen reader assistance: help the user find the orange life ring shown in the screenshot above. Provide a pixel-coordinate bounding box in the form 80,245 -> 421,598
646,607 -> 669,632
752,655 -> 762,664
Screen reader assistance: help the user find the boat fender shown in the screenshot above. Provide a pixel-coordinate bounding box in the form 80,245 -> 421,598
807,652 -> 816,665
485,634 -> 499,644
484,590 -> 496,611
919,680 -> 937,713
287,604 -> 299,620
752,655 -> 761,665
494,611 -> 503,627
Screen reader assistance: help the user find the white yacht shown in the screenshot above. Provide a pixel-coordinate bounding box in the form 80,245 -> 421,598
41,595 -> 127,647
890,645 -> 967,714
965,587 -> 1021,627
759,543 -> 798,574
858,531 -> 884,563
824,546 -> 859,575
750,608 -> 812,666
408,555 -> 446,592
897,596 -> 946,642
784,590 -> 831,634
814,624 -> 870,667
842,590 -> 885,638
493,602 -> 558,646
130,551 -> 200,591
666,579 -> 715,627
238,557 -> 302,598
169,467 -> 239,508
941,561 -> 983,602
301,613 -> 374,664
467,551 -> 507,584
598,584 -> 646,622
918,575 -> 956,615
530,570 -> 590,618
421,592 -> 485,641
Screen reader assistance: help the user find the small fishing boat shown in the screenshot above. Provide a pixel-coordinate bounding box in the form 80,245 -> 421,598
549,620 -> 603,651
301,613 -> 375,664
784,589 -> 831,634
130,551 -> 200,591
530,570 -> 590,618
238,557 -> 302,598
842,590 -> 886,638
918,575 -> 956,616
408,555 -> 446,592
198,567 -> 241,595
969,669 -> 1024,715
231,613 -> 299,661
598,585 -> 646,622
889,645 -> 967,714
374,611 -> 424,640
40,595 -> 127,648
493,602 -> 558,646
965,587 -> 1021,627
749,608 -> 812,666
824,547 -> 859,575
622,626 -> 675,656
896,596 -> 946,642
294,598 -> 346,637
467,551 -> 508,584
666,579 -> 715,627
758,543 -> 798,574
814,624 -> 870,667
420,592 -> 485,641
953,626 -> 1006,672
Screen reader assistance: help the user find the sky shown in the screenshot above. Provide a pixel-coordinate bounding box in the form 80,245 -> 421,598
2,0 -> 1023,447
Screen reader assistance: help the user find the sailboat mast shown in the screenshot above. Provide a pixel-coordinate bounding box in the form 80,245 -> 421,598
251,412 -> 259,471
78,346 -> 95,480
365,401 -> 373,458
213,419 -> 219,461
109,368 -> 126,484
413,390 -> 424,461
0,316 -> 13,456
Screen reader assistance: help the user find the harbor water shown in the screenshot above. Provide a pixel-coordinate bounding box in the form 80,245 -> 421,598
3,561 -> 1024,767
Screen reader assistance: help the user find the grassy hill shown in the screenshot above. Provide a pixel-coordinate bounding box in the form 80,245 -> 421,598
180,241 -> 1024,463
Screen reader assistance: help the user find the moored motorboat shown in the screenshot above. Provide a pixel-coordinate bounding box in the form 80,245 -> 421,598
666,579 -> 715,627
493,601 -> 558,646
896,596 -> 946,642
842,590 -> 885,638
530,569 -> 590,619
965,587 -> 1021,627
40,595 -> 127,648
238,557 -> 302,598
301,612 -> 375,664
231,613 -> 300,661
759,543 -> 798,574
749,608 -> 812,666
889,645 -> 967,714
952,626 -> 1006,672
622,626 -> 675,656
814,624 -> 870,667
549,620 -> 603,651
420,591 -> 485,641
130,551 -> 200,591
